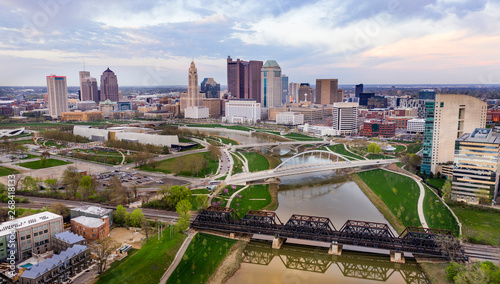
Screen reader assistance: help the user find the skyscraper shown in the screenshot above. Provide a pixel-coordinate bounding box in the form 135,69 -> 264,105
281,75 -> 288,104
332,102 -> 359,136
288,82 -> 299,102
187,61 -> 201,108
227,56 -> 263,102
421,94 -> 487,175
355,84 -> 364,97
200,78 -> 220,99
315,79 -> 340,105
46,75 -> 69,118
81,77 -> 99,104
79,71 -> 90,100
298,83 -> 314,102
100,68 -> 119,102
261,60 -> 282,108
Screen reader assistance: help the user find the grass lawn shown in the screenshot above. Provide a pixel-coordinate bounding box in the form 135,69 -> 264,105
449,203 -> 500,246
96,226 -> 186,284
191,188 -> 210,194
327,144 -> 363,161
422,185 -> 459,236
366,153 -> 395,159
284,132 -> 322,141
241,152 -> 269,172
357,169 -> 422,228
231,153 -> 243,174
393,145 -> 406,153
0,166 -> 20,177
407,143 -> 422,154
140,152 -> 218,178
12,139 -> 35,144
17,158 -> 72,169
166,233 -> 237,284
419,262 -> 450,284
230,184 -> 271,218
217,136 -> 239,145
425,178 -> 446,190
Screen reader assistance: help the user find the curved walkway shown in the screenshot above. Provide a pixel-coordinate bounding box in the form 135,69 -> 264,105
382,168 -> 428,228
159,230 -> 197,284
343,144 -> 367,160
226,185 -> 250,208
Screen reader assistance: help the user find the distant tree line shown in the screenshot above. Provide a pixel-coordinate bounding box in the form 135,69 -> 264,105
42,130 -> 90,143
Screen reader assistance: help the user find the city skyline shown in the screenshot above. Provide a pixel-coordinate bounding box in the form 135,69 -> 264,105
1,0 -> 500,86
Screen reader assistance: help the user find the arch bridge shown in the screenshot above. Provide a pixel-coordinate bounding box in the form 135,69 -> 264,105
274,150 -> 350,172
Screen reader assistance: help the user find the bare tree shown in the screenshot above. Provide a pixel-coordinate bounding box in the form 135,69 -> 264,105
91,237 -> 120,274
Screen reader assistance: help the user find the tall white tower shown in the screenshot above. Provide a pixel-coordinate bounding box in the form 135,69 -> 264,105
46,75 -> 69,118
187,61 -> 200,108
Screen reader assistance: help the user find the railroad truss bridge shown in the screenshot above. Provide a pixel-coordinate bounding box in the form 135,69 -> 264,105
191,206 -> 467,263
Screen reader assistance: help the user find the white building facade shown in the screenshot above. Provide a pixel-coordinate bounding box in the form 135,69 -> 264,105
407,118 -> 425,133
276,112 -> 304,125
332,102 -> 358,136
224,100 -> 261,123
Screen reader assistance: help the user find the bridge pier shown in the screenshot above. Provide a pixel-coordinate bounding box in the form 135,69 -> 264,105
272,237 -> 287,249
390,251 -> 405,263
328,242 -> 343,256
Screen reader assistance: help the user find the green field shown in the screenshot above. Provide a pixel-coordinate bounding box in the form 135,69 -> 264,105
284,132 -> 322,141
241,152 -> 269,172
327,144 -> 364,160
406,143 -> 422,154
393,145 -> 406,153
231,153 -> 243,174
140,152 -> 218,178
449,203 -> 500,246
0,166 -> 20,177
71,149 -> 125,165
17,158 -> 72,169
230,184 -> 272,218
366,153 -> 394,160
12,139 -> 35,144
217,136 -> 239,145
191,188 -> 210,194
425,178 -> 446,190
96,226 -> 186,284
357,169 -> 422,228
422,185 -> 459,235
166,233 -> 237,284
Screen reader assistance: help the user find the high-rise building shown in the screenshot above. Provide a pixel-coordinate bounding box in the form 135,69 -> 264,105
419,89 -> 436,100
81,77 -> 99,103
355,84 -> 364,97
421,94 -> 487,175
187,61 -> 201,108
79,71 -> 90,100
200,78 -> 220,99
288,82 -> 299,102
224,99 -> 261,123
261,60 -> 282,108
298,83 -> 314,102
281,75 -> 288,104
100,68 -> 119,102
227,56 -> 263,101
315,79 -> 340,105
332,102 -> 358,136
46,75 -> 69,118
452,128 -> 500,205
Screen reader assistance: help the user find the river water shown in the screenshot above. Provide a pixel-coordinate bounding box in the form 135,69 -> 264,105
186,128 -> 428,283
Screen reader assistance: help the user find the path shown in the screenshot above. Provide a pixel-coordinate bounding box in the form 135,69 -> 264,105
343,144 -> 367,160
159,231 -> 197,284
226,185 -> 250,207
382,168 -> 428,228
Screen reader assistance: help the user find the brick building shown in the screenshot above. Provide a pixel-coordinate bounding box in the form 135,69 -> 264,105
360,119 -> 396,138
70,216 -> 109,241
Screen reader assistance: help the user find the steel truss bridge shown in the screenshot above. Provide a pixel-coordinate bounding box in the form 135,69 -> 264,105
191,207 -> 466,261
243,241 -> 428,283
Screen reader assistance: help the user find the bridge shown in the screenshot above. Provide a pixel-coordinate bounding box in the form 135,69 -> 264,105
225,150 -> 397,184
243,240 -> 428,283
191,207 -> 466,262
231,140 -> 329,150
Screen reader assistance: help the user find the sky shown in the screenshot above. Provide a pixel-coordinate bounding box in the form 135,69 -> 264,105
1,0 -> 500,86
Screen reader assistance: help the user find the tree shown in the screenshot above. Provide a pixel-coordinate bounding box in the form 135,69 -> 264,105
208,141 -> 221,160
160,185 -> 192,210
78,175 -> 95,199
147,160 -> 160,170
142,218 -> 152,240
162,146 -> 170,154
196,195 -> 208,210
127,209 -> 145,228
442,181 -> 452,200
91,237 -> 120,274
62,166 -> 82,198
49,202 -> 69,220
108,176 -> 126,205
176,199 -> 192,232
114,205 -> 129,226
45,178 -> 59,192
16,145 -> 28,155
22,176 -> 41,191
367,143 -> 381,154
0,208 -> 9,222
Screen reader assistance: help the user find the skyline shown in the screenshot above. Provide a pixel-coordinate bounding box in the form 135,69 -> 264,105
1,0 -> 500,86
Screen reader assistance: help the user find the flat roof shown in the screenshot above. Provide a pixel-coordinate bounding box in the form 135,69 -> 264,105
71,216 -> 105,228
71,205 -> 112,216
0,212 -> 62,237
458,128 -> 500,144
55,231 -> 85,244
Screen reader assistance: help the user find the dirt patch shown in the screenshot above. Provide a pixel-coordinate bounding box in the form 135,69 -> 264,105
264,183 -> 279,211
206,239 -> 249,284
109,227 -> 146,249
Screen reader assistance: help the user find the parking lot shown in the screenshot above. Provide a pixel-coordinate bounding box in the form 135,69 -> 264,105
96,170 -> 171,188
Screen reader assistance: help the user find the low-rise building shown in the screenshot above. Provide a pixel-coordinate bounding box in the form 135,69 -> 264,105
61,110 -> 103,121
360,119 -> 396,138
386,116 -> 414,130
19,245 -> 91,284
276,112 -> 304,125
0,212 -> 63,262
52,231 -> 86,254
407,118 -> 425,133
452,128 -> 500,205
70,205 -> 113,227
99,99 -> 117,118
70,216 -> 109,241
224,99 -> 261,123
185,106 -> 209,119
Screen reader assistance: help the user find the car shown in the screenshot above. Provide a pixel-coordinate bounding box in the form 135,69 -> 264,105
137,181 -> 142,183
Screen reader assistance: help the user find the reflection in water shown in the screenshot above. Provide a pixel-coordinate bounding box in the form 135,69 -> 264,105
231,240 -> 428,284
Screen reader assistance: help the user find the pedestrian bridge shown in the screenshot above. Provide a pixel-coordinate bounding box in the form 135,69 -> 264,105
226,150 -> 397,184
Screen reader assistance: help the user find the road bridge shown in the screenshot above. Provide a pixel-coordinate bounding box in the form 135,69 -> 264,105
191,207 -> 466,262
231,140 -> 330,150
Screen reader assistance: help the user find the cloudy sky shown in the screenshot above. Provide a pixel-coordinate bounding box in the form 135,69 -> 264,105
1,0 -> 500,86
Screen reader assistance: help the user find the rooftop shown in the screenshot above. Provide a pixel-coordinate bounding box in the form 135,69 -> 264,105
71,216 -> 105,228
458,128 -> 500,144
71,205 -> 112,216
0,212 -> 62,237
263,60 -> 280,68
55,231 -> 85,244
21,245 -> 88,279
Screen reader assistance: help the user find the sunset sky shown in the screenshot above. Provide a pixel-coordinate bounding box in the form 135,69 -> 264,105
1,0 -> 500,86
